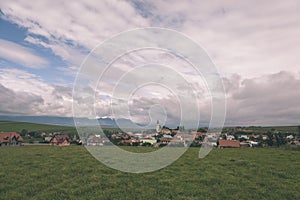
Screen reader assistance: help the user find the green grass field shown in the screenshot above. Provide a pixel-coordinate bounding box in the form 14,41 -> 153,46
244,126 -> 298,133
0,146 -> 299,200
0,121 -> 76,132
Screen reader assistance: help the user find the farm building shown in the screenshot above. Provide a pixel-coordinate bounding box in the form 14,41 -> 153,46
50,135 -> 70,146
0,132 -> 23,146
87,135 -> 110,146
44,136 -> 52,143
218,139 -> 240,148
140,137 -> 157,145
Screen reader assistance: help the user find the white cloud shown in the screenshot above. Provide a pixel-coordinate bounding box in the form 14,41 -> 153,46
0,0 -> 149,68
132,0 -> 300,78
0,0 -> 300,126
1,68 -> 299,126
2,0 -> 299,77
0,68 -> 72,116
0,39 -> 48,68
0,68 -> 121,118
0,83 -> 44,115
225,71 -> 300,126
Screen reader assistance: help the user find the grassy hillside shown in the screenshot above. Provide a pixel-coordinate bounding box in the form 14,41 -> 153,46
244,126 -> 299,133
0,121 -> 76,132
0,146 -> 299,199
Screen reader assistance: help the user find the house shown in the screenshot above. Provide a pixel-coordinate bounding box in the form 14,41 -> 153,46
248,141 -> 259,147
240,141 -> 258,147
207,141 -> 218,147
161,127 -> 172,135
140,137 -> 157,145
218,139 -> 240,148
133,133 -> 144,139
206,132 -> 219,140
50,135 -> 70,146
226,135 -> 235,140
120,139 -> 139,145
202,137 -> 217,147
240,141 -> 250,147
239,135 -> 249,140
251,134 -> 260,139
286,135 -> 294,140
160,135 -> 173,144
87,135 -> 110,146
262,135 -> 268,140
194,132 -> 206,140
202,135 -> 218,147
44,136 -> 52,143
0,132 -> 23,146
172,129 -> 179,135
112,133 -> 130,140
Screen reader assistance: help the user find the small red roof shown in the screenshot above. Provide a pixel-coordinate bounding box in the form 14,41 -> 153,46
218,139 -> 240,148
51,135 -> 70,143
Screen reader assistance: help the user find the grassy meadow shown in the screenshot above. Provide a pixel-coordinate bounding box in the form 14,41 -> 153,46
0,146 -> 299,200
0,121 -> 76,132
243,126 -> 298,133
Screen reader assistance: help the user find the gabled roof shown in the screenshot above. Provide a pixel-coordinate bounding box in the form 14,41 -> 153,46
0,132 -> 24,143
218,139 -> 240,148
87,135 -> 108,143
51,135 -> 70,143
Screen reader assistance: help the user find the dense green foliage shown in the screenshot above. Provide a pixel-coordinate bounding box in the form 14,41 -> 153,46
0,146 -> 299,199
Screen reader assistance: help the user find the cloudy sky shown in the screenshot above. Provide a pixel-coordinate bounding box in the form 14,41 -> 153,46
0,0 -> 299,126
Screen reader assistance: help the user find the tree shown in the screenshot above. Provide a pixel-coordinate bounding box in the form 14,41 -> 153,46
222,134 -> 227,140
275,133 -> 280,147
20,129 -> 28,137
279,132 -> 287,145
266,131 -> 274,147
197,128 -> 207,133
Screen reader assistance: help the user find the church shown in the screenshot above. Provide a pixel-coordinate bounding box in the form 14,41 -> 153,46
156,120 -> 178,135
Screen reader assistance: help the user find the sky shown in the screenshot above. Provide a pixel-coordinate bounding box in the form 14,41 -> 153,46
0,0 -> 300,126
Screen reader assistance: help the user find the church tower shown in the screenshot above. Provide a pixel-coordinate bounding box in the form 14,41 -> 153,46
156,120 -> 161,133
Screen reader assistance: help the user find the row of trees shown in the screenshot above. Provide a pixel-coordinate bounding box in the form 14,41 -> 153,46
265,132 -> 289,147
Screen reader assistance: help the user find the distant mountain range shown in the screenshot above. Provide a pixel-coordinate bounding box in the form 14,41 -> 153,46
0,115 -> 144,128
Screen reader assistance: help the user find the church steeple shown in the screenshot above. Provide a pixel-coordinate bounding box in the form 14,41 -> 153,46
156,120 -> 161,133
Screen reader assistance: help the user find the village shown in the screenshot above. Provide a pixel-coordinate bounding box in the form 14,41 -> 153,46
1,120 -> 300,148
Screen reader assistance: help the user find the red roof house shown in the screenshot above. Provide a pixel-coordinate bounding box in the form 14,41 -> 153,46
218,139 -> 240,148
50,135 -> 70,146
0,132 -> 24,146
